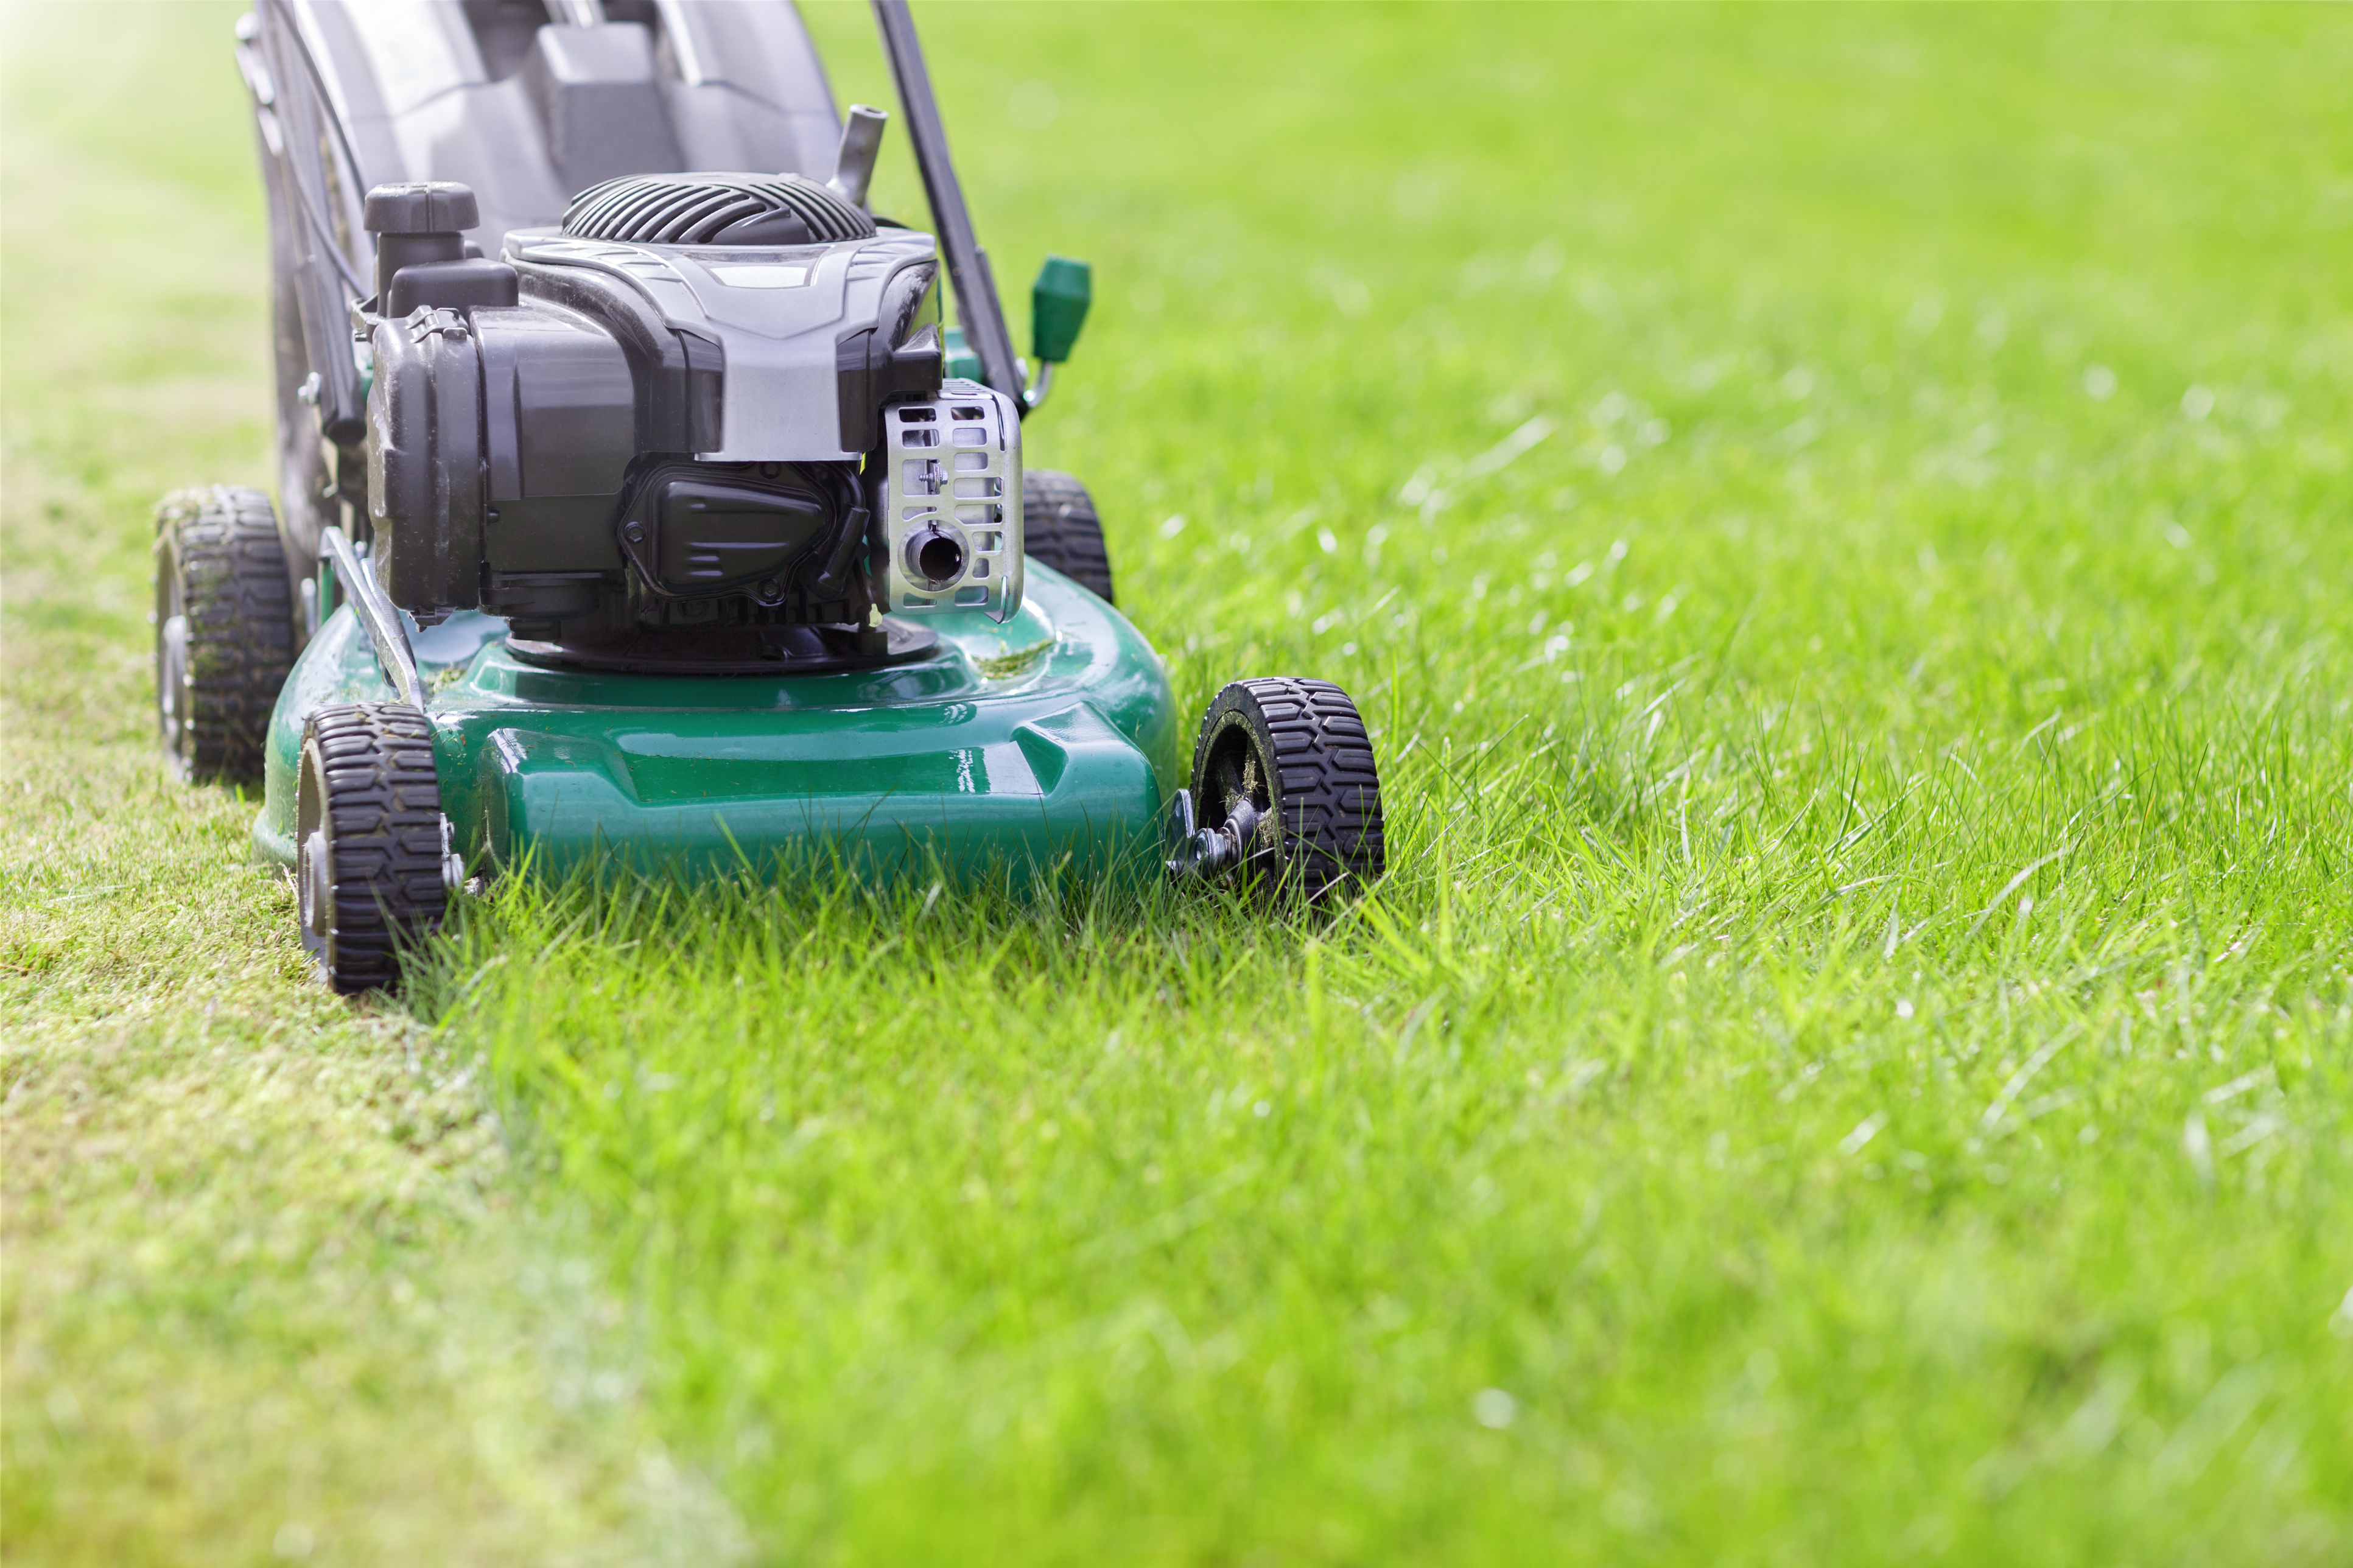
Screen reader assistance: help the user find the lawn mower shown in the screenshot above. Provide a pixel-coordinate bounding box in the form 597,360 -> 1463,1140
156,0 -> 1384,992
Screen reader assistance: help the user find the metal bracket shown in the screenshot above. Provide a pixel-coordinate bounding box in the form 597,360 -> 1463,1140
1020,359 -> 1055,412
1163,788 -> 1260,881
320,524 -> 425,709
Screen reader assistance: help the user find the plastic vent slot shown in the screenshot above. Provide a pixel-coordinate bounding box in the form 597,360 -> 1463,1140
561,173 -> 878,247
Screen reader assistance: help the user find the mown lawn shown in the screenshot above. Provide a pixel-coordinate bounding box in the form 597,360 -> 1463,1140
8,2 -> 2352,1564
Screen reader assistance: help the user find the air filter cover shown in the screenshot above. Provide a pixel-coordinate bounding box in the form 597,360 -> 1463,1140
561,172 -> 877,248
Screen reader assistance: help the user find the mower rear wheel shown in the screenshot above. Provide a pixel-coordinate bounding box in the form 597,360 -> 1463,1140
1190,677 -> 1385,903
1022,469 -> 1115,603
296,702 -> 454,994
155,486 -> 297,785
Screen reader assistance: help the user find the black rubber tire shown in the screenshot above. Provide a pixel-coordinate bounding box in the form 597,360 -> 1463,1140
1023,469 -> 1115,603
296,702 -> 452,994
154,486 -> 298,785
1190,678 -> 1385,903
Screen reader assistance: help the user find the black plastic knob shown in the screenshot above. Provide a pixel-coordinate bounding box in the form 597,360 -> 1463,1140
364,182 -> 479,304
363,181 -> 479,236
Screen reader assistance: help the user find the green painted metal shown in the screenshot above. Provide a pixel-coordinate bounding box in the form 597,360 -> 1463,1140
1031,255 -> 1092,364
254,565 -> 1181,886
939,323 -> 984,383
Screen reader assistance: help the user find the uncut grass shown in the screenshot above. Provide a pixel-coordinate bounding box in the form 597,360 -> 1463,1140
424,645 -> 2351,1560
415,4 -> 2353,1559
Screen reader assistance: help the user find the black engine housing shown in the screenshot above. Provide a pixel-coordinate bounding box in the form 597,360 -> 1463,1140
360,175 -> 943,648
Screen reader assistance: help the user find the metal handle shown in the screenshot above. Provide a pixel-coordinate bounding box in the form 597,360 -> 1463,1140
870,0 -> 1025,408
320,525 -> 425,709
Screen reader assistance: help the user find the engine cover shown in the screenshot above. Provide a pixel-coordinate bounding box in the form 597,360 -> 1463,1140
360,181 -> 955,639
504,226 -> 942,464
615,462 -> 841,604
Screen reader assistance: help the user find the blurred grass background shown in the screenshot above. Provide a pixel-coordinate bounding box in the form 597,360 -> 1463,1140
7,2 -> 2353,1564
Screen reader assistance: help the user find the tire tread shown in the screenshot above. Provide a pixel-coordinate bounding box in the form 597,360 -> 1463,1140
1022,469 -> 1115,603
156,485 -> 295,783
302,702 -> 447,993
1191,676 -> 1386,901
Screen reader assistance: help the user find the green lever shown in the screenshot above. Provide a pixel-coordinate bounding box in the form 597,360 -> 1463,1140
1031,256 -> 1092,365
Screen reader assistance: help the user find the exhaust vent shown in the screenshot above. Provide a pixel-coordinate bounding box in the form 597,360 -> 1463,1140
562,172 -> 877,247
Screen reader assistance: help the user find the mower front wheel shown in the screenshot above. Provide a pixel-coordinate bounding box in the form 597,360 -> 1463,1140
1182,677 -> 1386,903
296,702 -> 457,993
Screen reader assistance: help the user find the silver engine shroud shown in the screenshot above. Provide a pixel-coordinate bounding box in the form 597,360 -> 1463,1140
506,227 -> 936,464
882,379 -> 1023,623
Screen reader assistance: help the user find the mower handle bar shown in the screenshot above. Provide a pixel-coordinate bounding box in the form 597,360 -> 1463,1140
871,0 -> 1026,410
320,525 -> 426,709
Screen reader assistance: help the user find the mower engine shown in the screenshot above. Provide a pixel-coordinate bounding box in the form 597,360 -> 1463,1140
362,169 -> 1017,670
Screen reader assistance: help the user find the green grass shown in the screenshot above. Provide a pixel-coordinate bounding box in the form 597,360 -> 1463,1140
2,4 -> 733,1561
9,2 -> 2353,1563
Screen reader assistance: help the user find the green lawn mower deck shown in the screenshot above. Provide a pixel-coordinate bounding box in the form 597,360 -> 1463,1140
252,564 -> 1180,887
154,0 -> 1385,993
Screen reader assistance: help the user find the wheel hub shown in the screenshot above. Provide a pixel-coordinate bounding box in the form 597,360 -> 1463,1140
1164,788 -> 1263,880
298,829 -> 331,943
156,612 -> 188,763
